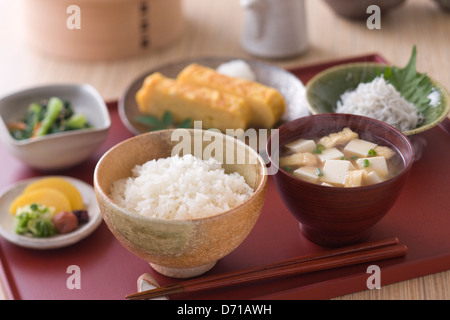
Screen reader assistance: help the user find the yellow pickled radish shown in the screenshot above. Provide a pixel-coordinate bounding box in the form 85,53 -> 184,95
9,188 -> 72,215
23,177 -> 84,210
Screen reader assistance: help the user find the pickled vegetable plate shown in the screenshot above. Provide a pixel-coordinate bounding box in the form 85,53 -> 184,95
0,176 -> 102,249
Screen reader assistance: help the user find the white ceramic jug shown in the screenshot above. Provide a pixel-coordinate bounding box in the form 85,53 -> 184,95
240,0 -> 308,59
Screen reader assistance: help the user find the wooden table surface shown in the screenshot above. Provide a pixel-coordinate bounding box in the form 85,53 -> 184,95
1,0 -> 449,300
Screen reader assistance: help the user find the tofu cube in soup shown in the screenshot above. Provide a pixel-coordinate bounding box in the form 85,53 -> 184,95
344,139 -> 377,157
323,160 -> 353,185
293,167 -> 320,183
356,156 -> 389,177
364,171 -> 383,185
317,148 -> 344,163
280,128 -> 400,187
284,139 -> 316,153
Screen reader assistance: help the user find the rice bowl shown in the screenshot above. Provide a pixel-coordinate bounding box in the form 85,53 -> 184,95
94,129 -> 268,278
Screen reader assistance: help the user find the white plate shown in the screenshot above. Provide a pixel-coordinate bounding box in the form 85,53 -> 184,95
118,57 -> 309,136
0,176 -> 103,249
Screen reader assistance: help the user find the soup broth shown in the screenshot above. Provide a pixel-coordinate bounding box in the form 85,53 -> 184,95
279,127 -> 404,187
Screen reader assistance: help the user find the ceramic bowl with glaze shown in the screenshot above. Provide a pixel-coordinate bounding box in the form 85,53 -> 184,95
267,113 -> 414,247
306,62 -> 450,136
0,84 -> 110,171
94,129 -> 267,278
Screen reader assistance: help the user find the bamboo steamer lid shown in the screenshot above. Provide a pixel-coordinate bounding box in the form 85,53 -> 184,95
23,0 -> 184,60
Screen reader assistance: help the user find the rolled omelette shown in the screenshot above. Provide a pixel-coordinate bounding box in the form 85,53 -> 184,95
136,72 -> 251,132
177,63 -> 286,128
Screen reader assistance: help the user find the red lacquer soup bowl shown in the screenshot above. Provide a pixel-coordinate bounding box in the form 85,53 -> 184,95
267,113 -> 414,247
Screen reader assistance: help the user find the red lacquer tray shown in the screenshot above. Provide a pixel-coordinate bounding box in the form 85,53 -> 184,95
1,54 -> 450,300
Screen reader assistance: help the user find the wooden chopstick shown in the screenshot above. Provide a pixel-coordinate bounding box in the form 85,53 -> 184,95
126,237 -> 406,300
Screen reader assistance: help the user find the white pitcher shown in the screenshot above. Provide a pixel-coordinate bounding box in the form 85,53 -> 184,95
240,0 -> 308,59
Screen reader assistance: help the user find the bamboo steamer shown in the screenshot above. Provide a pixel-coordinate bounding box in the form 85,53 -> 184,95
23,0 -> 184,60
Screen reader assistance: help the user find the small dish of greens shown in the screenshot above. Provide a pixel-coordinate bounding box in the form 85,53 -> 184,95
8,97 -> 91,140
0,84 -> 110,170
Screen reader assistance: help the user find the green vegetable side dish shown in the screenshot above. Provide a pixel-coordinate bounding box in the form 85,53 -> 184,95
8,97 -> 91,140
15,203 -> 57,238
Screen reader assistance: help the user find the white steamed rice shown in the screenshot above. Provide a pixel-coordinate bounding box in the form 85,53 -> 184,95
110,154 -> 254,220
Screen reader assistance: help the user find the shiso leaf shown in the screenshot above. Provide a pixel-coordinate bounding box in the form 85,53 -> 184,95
161,110 -> 173,126
383,46 -> 434,113
134,111 -> 192,132
134,115 -> 161,126
178,118 -> 192,129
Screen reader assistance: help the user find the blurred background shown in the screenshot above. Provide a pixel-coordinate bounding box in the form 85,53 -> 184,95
0,0 -> 449,104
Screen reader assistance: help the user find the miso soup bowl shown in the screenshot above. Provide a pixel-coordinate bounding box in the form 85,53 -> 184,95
267,113 -> 414,247
94,129 -> 267,278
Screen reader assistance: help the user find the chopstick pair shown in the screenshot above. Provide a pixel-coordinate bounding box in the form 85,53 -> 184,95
126,237 -> 407,300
